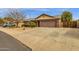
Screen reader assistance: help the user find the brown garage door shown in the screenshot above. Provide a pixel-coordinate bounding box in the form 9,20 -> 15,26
39,20 -> 56,27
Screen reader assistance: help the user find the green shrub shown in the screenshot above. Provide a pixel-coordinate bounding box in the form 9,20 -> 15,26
29,21 -> 37,27
22,24 -> 29,27
22,21 -> 37,27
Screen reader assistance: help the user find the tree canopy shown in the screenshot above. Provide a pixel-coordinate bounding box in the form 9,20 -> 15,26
6,9 -> 26,27
61,11 -> 72,22
0,18 -> 4,24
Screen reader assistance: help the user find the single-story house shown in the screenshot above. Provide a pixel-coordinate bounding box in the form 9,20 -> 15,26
35,14 -> 61,27
34,14 -> 79,28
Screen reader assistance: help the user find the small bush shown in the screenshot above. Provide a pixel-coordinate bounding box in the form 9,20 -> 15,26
29,21 -> 37,27
22,21 -> 37,27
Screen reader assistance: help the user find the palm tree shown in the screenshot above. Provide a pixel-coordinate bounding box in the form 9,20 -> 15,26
61,11 -> 72,22
61,11 -> 72,27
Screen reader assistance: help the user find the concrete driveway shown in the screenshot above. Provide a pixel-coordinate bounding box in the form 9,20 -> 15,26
0,31 -> 32,51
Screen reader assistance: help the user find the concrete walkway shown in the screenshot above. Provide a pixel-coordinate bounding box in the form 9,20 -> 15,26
0,31 -> 32,51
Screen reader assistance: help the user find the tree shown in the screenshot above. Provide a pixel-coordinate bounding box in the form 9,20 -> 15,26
61,11 -> 72,22
29,21 -> 37,27
0,18 -> 4,24
61,11 -> 72,27
3,17 -> 14,22
6,9 -> 26,27
77,19 -> 79,21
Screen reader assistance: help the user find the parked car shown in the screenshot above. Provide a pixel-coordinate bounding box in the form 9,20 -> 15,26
3,22 -> 15,27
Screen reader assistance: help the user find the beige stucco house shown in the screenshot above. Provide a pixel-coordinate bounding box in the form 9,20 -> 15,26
35,14 -> 61,27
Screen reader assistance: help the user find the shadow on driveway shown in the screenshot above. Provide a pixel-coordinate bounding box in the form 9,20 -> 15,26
0,31 -> 32,51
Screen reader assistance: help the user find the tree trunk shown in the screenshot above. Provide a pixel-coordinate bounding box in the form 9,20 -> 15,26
16,20 -> 19,27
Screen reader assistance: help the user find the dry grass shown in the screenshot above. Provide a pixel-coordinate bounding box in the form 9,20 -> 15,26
0,27 -> 79,51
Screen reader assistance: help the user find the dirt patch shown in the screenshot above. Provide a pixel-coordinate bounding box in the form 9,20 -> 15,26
64,29 -> 79,39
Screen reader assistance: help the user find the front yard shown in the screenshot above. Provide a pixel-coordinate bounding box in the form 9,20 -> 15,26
0,27 -> 79,51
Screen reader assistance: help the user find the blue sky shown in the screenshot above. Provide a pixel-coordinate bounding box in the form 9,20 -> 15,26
0,8 -> 79,20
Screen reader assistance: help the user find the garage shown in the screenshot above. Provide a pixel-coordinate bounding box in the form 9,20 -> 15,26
38,20 -> 56,27
36,14 -> 61,27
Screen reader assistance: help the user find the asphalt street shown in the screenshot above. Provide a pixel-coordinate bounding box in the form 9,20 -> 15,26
0,31 -> 32,51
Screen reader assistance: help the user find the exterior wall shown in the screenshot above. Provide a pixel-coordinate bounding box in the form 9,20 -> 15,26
37,19 -> 78,28
18,22 -> 24,27
36,14 -> 61,27
37,19 -> 61,27
62,21 -> 77,28
77,21 -> 79,28
70,21 -> 77,28
56,19 -> 62,27
18,20 -> 24,27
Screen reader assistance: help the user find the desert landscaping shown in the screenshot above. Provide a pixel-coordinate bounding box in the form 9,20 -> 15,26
0,27 -> 79,51
0,8 -> 79,51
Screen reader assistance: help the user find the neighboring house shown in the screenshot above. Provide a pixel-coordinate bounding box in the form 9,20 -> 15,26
3,17 -> 24,27
3,17 -> 16,27
18,20 -> 24,27
35,14 -> 61,27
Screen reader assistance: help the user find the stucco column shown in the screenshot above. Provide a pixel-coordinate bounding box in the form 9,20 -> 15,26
77,21 -> 79,28
56,19 -> 61,27
36,21 -> 39,27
